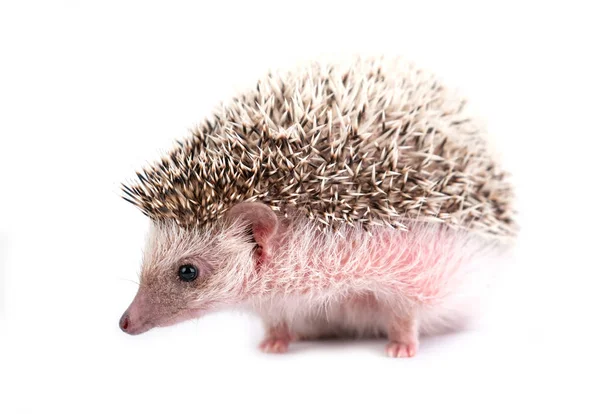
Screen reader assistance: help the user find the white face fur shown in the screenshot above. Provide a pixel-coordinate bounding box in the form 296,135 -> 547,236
119,220 -> 256,335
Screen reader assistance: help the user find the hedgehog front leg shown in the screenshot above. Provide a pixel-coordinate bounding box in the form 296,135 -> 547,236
386,314 -> 419,358
259,321 -> 295,354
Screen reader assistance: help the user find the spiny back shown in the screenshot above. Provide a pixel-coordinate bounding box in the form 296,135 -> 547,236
122,57 -> 516,238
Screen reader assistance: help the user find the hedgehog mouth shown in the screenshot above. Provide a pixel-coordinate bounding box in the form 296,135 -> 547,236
155,306 -> 209,329
125,321 -> 155,335
123,309 -> 205,335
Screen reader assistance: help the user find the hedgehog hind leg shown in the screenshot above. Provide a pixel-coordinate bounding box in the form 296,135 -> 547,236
385,313 -> 420,358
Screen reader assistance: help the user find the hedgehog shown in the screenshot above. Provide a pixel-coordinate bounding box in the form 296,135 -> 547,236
119,56 -> 516,358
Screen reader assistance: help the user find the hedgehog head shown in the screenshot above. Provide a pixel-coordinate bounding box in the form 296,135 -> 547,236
119,202 -> 277,335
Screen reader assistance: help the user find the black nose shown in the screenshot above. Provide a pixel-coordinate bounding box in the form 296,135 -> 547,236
119,313 -> 130,332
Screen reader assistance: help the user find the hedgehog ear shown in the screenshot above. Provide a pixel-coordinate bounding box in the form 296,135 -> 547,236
225,202 -> 278,252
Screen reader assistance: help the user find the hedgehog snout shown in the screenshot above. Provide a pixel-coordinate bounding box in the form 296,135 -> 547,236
119,309 -> 148,335
119,290 -> 154,335
119,308 -> 150,335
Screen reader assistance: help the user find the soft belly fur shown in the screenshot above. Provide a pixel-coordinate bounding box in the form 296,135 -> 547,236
246,217 -> 506,356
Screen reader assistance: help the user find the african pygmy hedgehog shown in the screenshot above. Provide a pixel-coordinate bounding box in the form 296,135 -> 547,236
119,56 -> 516,357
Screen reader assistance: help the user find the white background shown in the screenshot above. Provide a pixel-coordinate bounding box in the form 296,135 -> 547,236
1,1 -> 599,412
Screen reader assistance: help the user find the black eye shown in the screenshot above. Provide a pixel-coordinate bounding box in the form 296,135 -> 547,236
178,265 -> 198,282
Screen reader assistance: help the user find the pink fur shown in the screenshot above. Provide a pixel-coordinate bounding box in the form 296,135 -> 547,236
242,216 -> 504,349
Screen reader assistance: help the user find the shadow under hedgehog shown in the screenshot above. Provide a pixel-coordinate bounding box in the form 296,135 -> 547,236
119,56 -> 517,358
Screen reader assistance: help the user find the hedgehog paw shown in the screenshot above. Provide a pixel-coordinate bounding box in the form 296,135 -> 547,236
385,340 -> 418,358
259,337 -> 290,354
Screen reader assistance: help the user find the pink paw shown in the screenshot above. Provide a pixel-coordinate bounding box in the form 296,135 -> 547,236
259,337 -> 290,354
386,341 -> 418,358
